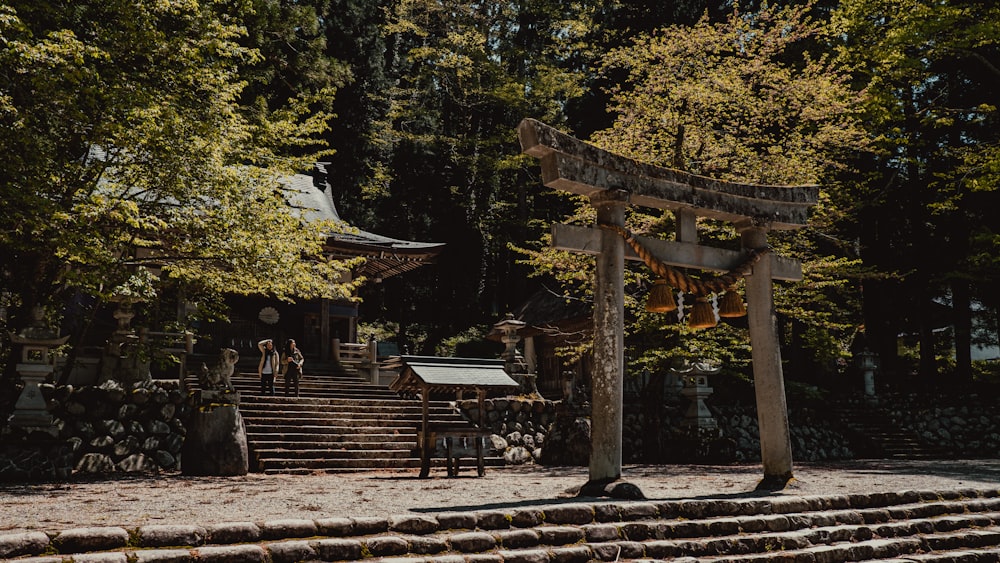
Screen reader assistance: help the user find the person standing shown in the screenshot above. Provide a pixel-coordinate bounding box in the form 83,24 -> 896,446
282,338 -> 304,397
257,338 -> 280,395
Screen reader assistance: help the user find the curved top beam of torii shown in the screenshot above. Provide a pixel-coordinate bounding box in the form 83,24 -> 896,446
517,118 -> 819,230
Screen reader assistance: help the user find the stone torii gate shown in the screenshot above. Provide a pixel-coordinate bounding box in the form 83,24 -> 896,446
517,118 -> 819,494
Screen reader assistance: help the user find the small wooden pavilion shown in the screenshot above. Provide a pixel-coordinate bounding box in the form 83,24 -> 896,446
389,356 -> 518,477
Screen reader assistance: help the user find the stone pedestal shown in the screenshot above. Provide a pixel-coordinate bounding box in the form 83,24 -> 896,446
181,390 -> 248,476
9,364 -> 53,428
858,348 -> 877,400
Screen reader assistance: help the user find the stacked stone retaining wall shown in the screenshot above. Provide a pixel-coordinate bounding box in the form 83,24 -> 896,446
0,380 -> 188,481
461,397 -> 868,466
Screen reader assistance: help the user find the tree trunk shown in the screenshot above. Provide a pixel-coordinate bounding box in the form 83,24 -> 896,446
952,279 -> 973,385
918,284 -> 937,387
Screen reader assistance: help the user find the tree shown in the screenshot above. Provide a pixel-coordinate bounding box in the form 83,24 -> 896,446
830,0 -> 1000,384
516,2 -> 870,380
356,0 -> 600,352
0,1 -> 357,364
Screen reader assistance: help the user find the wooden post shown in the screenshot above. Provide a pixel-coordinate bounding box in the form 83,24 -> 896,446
419,381 -> 431,478
589,191 -> 627,485
367,338 -> 379,384
321,298 -> 331,361
740,221 -> 794,486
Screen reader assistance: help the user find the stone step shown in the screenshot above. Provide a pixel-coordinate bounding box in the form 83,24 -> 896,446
253,447 -> 417,460
242,419 -> 465,431
240,403 -> 461,420
7,490 -> 1000,562
246,425 -> 419,437
254,440 -> 417,452
239,396 -> 453,409
248,435 -> 416,445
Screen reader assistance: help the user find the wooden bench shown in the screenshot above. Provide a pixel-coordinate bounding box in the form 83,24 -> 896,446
418,423 -> 491,478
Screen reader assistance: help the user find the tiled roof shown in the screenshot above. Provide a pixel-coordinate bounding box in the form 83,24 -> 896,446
280,167 -> 444,279
389,356 -> 519,392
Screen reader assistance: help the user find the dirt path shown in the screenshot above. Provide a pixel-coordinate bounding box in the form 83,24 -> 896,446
2,460 -> 999,535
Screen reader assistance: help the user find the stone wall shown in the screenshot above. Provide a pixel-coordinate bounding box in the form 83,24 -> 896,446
0,380 -> 189,481
463,395 -> 857,466
457,398 -> 556,465
877,392 -> 1000,456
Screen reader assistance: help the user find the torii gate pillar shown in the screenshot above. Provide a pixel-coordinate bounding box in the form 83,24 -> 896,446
589,192 -> 627,485
741,221 -> 793,486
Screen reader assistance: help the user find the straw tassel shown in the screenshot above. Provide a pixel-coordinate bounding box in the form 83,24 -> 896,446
645,279 -> 677,313
718,288 -> 747,318
688,296 -> 717,329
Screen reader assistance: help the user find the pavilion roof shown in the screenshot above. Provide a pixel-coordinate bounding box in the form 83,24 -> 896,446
388,356 -> 519,394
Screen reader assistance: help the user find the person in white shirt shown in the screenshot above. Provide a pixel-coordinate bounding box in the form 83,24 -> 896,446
257,338 -> 280,395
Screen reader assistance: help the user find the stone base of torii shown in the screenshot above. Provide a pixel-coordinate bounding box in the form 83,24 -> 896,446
517,119 -> 818,496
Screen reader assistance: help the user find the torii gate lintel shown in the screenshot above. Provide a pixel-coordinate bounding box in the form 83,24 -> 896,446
518,119 -> 817,494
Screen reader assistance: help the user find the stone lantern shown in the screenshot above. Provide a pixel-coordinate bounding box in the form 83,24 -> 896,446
493,313 -> 537,396
671,360 -> 721,431
7,306 -> 69,430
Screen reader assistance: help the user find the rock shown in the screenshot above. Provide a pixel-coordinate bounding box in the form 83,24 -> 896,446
153,450 -> 177,470
89,435 -> 114,453
75,453 -> 115,474
181,405 -> 248,476
489,434 -> 508,451
117,453 -> 158,473
118,403 -> 138,420
142,436 -> 161,453
131,387 -> 151,404
158,403 -> 176,421
113,436 -> 140,458
146,420 -> 171,436
504,446 -> 533,465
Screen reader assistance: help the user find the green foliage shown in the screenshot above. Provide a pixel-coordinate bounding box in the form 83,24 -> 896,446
594,1 -> 868,184
828,0 -> 1000,382
0,0 -> 357,335
517,2 -> 871,375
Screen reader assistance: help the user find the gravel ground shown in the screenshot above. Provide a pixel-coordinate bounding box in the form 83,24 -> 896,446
2,460 -> 999,536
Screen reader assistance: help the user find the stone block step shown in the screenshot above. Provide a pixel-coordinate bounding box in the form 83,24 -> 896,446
240,405 -> 463,420
243,420 -> 465,432
246,424 -> 418,435
253,447 -> 416,460
5,489 -> 1000,562
243,415 -> 426,427
239,402 -> 454,414
248,435 -> 416,446
239,396 -> 455,409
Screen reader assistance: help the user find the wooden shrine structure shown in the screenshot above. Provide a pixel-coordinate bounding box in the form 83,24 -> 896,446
517,118 -> 819,492
389,356 -> 518,478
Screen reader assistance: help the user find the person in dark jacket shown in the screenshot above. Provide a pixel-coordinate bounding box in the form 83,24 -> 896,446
282,338 -> 304,397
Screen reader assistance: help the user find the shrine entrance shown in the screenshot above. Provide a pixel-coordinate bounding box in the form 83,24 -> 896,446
517,119 -> 819,495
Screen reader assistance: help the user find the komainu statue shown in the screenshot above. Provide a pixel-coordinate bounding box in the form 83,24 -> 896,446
199,348 -> 239,392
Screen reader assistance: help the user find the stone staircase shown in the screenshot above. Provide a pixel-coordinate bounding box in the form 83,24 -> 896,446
832,402 -> 953,460
5,488 -> 1000,561
186,368 -> 499,474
